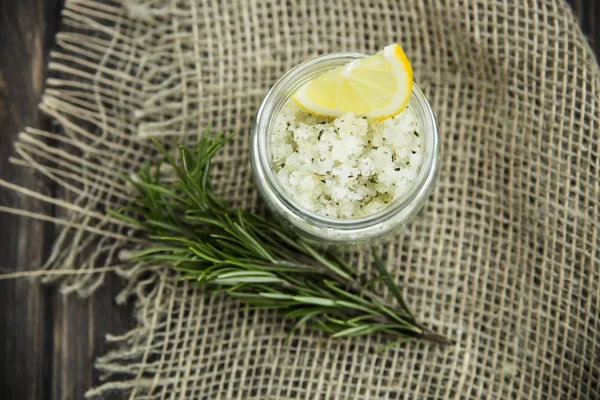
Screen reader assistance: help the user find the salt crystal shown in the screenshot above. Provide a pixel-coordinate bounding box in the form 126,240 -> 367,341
270,101 -> 423,218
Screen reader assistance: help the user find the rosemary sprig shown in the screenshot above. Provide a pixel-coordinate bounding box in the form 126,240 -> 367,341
110,132 -> 452,346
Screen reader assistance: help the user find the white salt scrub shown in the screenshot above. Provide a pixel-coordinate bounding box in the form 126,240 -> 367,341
270,101 -> 422,218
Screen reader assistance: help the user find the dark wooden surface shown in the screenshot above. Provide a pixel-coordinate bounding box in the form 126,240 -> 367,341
0,1 -> 598,399
0,1 -> 132,400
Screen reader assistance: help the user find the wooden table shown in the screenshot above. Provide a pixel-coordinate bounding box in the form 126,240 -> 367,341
0,1 -> 131,399
0,1 -> 598,399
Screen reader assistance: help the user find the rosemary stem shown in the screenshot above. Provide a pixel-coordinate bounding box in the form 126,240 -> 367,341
113,135 -> 452,347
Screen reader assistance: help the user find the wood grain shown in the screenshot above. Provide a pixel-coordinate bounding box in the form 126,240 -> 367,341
50,275 -> 132,400
0,1 -> 131,400
0,0 -> 597,399
569,0 -> 600,56
0,2 -> 60,399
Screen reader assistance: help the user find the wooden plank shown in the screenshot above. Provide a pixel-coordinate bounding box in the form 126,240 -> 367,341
0,1 -> 61,399
0,1 -> 132,399
568,0 -> 600,56
51,274 -> 132,400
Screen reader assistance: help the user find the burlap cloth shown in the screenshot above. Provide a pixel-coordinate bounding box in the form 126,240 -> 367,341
2,0 -> 599,398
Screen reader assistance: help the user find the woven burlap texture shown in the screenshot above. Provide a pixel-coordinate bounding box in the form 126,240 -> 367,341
2,0 -> 598,398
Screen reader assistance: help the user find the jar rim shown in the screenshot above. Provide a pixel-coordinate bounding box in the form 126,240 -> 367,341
251,52 -> 440,241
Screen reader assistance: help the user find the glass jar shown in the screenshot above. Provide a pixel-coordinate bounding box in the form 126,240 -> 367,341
250,52 -> 440,244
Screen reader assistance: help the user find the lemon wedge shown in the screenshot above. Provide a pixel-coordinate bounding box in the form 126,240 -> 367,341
293,44 -> 413,121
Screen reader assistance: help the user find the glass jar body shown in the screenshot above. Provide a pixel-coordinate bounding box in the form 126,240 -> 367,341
251,52 -> 440,244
